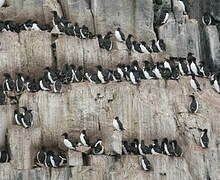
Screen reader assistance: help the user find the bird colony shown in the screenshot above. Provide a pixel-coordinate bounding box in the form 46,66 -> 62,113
0,0 -> 218,176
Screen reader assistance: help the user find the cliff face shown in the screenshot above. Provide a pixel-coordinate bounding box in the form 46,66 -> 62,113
0,0 -> 220,180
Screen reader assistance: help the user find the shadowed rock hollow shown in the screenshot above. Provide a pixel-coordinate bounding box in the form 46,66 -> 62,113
0,0 -> 220,180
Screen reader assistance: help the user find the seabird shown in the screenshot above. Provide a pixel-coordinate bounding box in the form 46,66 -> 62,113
151,139 -> 162,154
138,140 -> 147,155
131,139 -> 140,155
190,74 -> 201,91
3,73 -> 14,91
0,150 -> 9,163
143,61 -> 156,79
60,64 -> 72,84
164,59 -> 172,72
80,130 -> 90,147
171,66 -> 181,80
26,79 -> 40,93
45,151 -> 53,167
116,64 -> 125,79
202,12 -> 212,26
132,41 -> 143,53
151,40 -> 160,53
187,53 -> 202,76
156,39 -> 166,52
16,73 -> 25,92
39,73 -> 51,91
140,41 -> 152,54
104,31 -> 113,51
75,66 -> 84,82
178,58 -> 190,75
96,65 -> 110,84
113,116 -> 125,131
61,132 -> 76,150
50,152 -> 65,167
213,73 -> 220,93
0,0 -> 5,8
152,62 -> 162,79
161,138 -> 174,156
14,109 -> 23,126
111,70 -> 122,82
93,139 -> 104,155
44,67 -> 58,84
170,140 -> 183,157
141,156 -> 151,171
50,11 -> 64,34
97,34 -> 105,49
31,21 -> 41,31
0,85 -> 6,105
126,34 -> 133,51
36,146 -> 47,166
85,72 -> 101,84
129,67 -> 141,85
57,152 -> 67,166
122,141 -> 131,155
189,94 -> 198,113
74,23 -> 81,38
53,79 -> 62,93
21,106 -> 33,128
199,61 -> 210,78
115,27 -> 125,42
80,25 -> 89,39
159,10 -> 169,25
198,128 -> 209,148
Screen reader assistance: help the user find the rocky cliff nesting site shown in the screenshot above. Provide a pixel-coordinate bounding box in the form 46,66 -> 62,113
0,0 -> 220,180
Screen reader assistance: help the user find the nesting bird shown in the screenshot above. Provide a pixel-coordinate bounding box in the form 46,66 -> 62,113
141,156 -> 151,171
189,94 -> 198,113
21,106 -> 33,128
93,139 -> 104,155
115,27 -> 125,42
113,117 -> 125,131
198,128 -> 209,149
80,130 -> 90,147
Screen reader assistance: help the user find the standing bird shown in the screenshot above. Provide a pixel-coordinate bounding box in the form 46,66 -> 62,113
104,31 -> 113,51
93,139 -> 104,155
140,41 -> 152,54
21,106 -> 33,128
187,53 -> 202,76
44,67 -> 58,84
113,117 -> 125,131
61,132 -> 76,150
190,74 -> 201,91
132,41 -> 143,53
3,73 -> 14,91
152,62 -> 162,79
126,34 -> 133,51
122,141 -> 131,155
189,94 -> 198,113
151,40 -> 160,53
74,66 -> 84,82
156,39 -> 166,52
36,146 -> 47,166
16,73 -> 25,93
159,10 -> 169,25
115,27 -> 125,42
151,139 -> 162,154
96,65 -> 111,84
129,67 -> 141,85
161,138 -> 174,156
53,79 -> 62,93
51,11 -> 64,34
141,156 -> 151,171
97,34 -> 105,49
80,130 -> 90,147
178,58 -> 190,75
14,109 -> 23,126
170,140 -> 183,157
138,140 -> 147,155
198,128 -> 209,149
0,150 -> 9,163
44,151 -> 54,167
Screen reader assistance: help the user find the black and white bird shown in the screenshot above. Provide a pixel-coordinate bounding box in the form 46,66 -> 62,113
130,139 -> 140,155
16,73 -> 25,92
26,79 -> 40,93
85,72 -> 101,84
115,27 -> 125,42
164,59 -> 172,72
116,64 -> 125,79
39,73 -> 51,91
140,41 -> 152,54
132,41 -> 143,53
93,139 -> 104,155
0,150 -> 9,163
141,156 -> 151,171
51,11 -> 64,34
198,128 -> 209,149
156,39 -> 166,52
122,141 -> 131,155
138,140 -> 147,155
126,34 -> 133,51
113,116 -> 125,131
97,34 -> 105,49
111,70 -> 122,82
14,109 -> 23,126
62,132 -> 76,150
80,25 -> 89,39
159,10 -> 169,25
151,139 -> 162,155
170,140 -> 183,157
199,61 -> 210,78
44,67 -> 58,84
21,106 -> 33,128
189,94 -> 198,113
31,21 -> 42,31
80,130 -> 90,147
44,151 -> 53,167
3,73 -> 14,91
74,66 -> 84,82
190,74 -> 201,91
96,65 -> 110,84
129,67 -> 141,85
213,73 -> 220,93
187,53 -> 201,76
151,40 -> 160,53
178,58 -> 190,75
143,61 -> 156,79
50,152 -> 65,167
0,0 -> 5,8
161,138 -> 174,156
104,31 -> 113,51
152,62 -> 162,79
74,23 -> 81,38
36,146 -> 47,166
177,0 -> 187,15
53,79 -> 62,93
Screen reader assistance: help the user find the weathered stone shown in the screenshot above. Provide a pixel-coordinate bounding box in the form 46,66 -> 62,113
76,145 -> 91,154
92,0 -> 156,40
0,104 -> 15,148
68,150 -> 83,167
159,16 -> 201,61
205,26 -> 220,68
8,126 -> 41,170
88,155 -> 114,170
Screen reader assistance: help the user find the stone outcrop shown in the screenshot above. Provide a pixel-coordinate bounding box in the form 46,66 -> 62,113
0,0 -> 219,180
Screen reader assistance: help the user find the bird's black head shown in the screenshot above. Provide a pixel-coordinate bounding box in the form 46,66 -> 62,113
132,60 -> 138,66
21,106 -> 28,111
78,66 -> 83,71
188,52 -> 194,57
47,150 -> 54,156
140,41 -> 146,45
162,138 -> 168,143
97,34 -> 102,39
128,34 -> 133,38
96,65 -> 102,70
17,73 -> 23,78
106,31 -> 113,36
41,145 -> 46,151
74,22 -> 79,26
50,11 -> 57,16
14,109 -> 19,114
4,73 -> 11,78
132,40 -> 137,45
141,140 -> 145,144
152,139 -> 158,143
117,27 -> 121,31
203,129 -> 208,133
151,40 -> 156,44
133,138 -> 139,144
172,140 -> 177,145
44,67 -> 50,71
117,63 -> 123,68
189,94 -> 195,99
143,60 -> 149,65
191,74 -> 195,79
114,116 -> 119,120
81,129 -> 86,134
70,64 -> 76,70
122,140 -> 128,145
62,132 -> 68,138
